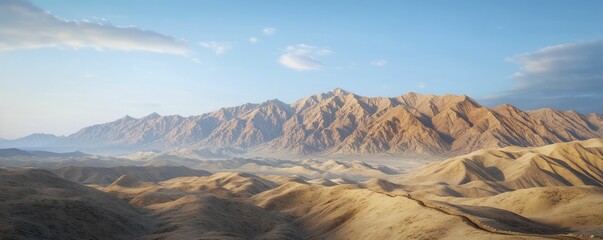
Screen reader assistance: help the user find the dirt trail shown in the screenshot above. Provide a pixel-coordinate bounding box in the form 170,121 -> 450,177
374,190 -> 595,240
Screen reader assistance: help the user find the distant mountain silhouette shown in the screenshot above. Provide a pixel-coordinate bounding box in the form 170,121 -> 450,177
0,148 -> 87,158
0,133 -> 63,148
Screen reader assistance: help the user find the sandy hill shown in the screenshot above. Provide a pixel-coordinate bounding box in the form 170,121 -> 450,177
448,186 -> 603,236
96,171 -> 571,239
186,158 -> 400,181
103,175 -> 163,200
102,172 -> 281,204
400,139 -> 603,193
139,193 -> 303,240
159,172 -> 279,198
97,171 -> 304,239
0,168 -> 150,239
20,89 -> 601,156
252,182 -> 569,239
120,154 -> 402,181
108,174 -> 157,188
52,165 -> 211,185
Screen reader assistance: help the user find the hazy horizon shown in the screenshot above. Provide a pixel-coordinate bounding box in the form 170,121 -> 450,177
1,87 -> 601,140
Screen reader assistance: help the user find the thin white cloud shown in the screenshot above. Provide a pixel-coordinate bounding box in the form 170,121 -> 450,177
483,40 -> 603,113
249,37 -> 258,43
371,60 -> 387,66
279,44 -> 332,71
0,0 -> 189,55
190,58 -> 201,64
263,27 -> 276,36
417,82 -> 426,89
199,41 -> 233,55
92,16 -> 108,22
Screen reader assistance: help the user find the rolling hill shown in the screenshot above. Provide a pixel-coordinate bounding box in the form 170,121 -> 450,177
0,168 -> 150,239
52,165 -> 211,185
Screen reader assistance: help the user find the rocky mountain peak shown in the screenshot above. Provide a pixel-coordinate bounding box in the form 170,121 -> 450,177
330,88 -> 352,96
145,112 -> 161,119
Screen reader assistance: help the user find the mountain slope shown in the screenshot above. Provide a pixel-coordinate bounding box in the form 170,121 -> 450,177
401,138 -> 603,190
451,186 -> 603,236
0,168 -> 150,239
253,183 -> 563,239
26,89 -> 603,155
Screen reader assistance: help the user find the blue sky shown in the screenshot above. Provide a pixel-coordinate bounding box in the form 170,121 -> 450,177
1,0 -> 603,138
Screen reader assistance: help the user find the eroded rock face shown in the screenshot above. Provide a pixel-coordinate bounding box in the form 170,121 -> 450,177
50,89 -> 602,156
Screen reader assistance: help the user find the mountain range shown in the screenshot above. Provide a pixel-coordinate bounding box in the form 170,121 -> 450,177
3,88 -> 602,156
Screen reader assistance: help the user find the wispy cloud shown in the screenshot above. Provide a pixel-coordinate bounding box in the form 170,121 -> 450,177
249,37 -> 258,43
371,60 -> 387,66
199,41 -> 233,55
190,58 -> 201,64
0,0 -> 189,55
279,44 -> 332,71
263,27 -> 276,36
417,82 -> 426,89
483,40 -> 603,113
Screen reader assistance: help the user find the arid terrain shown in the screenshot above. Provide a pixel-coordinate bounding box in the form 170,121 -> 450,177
1,138 -> 601,239
3,0 -> 602,238
1,88 -> 602,240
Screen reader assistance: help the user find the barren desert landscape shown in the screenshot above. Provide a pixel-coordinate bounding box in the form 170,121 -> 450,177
2,0 -> 603,239
1,138 -> 602,239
